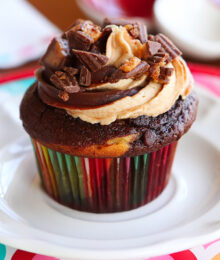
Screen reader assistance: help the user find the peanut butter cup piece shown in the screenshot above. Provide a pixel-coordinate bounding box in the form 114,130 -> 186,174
158,67 -> 174,83
91,65 -> 117,83
110,61 -> 149,82
50,71 -> 80,93
79,66 -> 91,86
155,33 -> 182,62
66,20 -> 101,51
40,38 -> 71,71
145,41 -> 161,58
66,30 -> 93,51
127,22 -> 148,43
72,49 -> 109,72
136,22 -> 148,44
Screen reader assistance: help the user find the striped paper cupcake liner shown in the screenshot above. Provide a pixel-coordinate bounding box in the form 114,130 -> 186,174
32,139 -> 177,213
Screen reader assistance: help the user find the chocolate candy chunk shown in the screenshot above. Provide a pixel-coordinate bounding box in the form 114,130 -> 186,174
92,27 -> 112,53
148,65 -> 160,81
126,61 -> 149,78
136,22 -> 147,44
40,38 -> 71,70
66,20 -> 101,51
72,49 -> 109,72
103,17 -> 135,27
145,41 -> 161,58
80,66 -> 91,86
63,67 -> 79,76
91,65 -> 117,83
104,18 -> 148,44
50,71 -> 80,93
158,67 -> 174,83
155,33 -> 182,62
144,130 -> 157,146
127,22 -> 147,44
66,30 -> 93,51
147,52 -> 169,66
147,51 -> 169,81
110,61 -> 149,82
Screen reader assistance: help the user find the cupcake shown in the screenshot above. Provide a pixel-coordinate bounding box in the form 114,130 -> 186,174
20,18 -> 198,213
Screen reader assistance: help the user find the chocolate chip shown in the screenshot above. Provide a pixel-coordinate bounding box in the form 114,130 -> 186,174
158,67 -> 174,83
145,41 -> 161,58
40,38 -> 71,71
80,66 -> 91,86
144,130 -> 157,146
155,33 -> 182,62
66,30 -> 93,51
110,61 -> 149,82
72,49 -> 109,72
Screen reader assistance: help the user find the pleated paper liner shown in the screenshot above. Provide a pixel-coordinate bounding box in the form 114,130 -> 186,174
32,139 -> 177,213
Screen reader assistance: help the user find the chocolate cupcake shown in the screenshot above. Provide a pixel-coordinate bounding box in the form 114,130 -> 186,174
20,18 -> 198,213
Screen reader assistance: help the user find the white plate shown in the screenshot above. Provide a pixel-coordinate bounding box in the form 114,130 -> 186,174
154,0 -> 220,60
0,87 -> 220,260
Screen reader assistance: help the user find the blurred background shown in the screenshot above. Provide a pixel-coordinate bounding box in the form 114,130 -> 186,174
0,0 -> 220,82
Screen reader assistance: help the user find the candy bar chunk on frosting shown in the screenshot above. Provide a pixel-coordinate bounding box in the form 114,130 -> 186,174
72,49 -> 109,72
66,20 -> 101,51
40,38 -> 71,71
155,33 -> 182,62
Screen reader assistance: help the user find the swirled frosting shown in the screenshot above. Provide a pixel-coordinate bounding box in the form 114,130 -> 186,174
38,18 -> 193,125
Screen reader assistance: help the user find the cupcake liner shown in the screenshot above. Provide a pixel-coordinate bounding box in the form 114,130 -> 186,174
32,139 -> 177,213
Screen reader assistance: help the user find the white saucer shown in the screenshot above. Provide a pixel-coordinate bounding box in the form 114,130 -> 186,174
0,87 -> 220,260
154,0 -> 220,60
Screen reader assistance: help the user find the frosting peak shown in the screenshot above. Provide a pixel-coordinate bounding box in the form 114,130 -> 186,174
106,25 -> 143,67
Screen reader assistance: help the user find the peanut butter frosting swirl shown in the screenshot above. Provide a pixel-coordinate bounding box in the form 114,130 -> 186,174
39,18 -> 193,125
